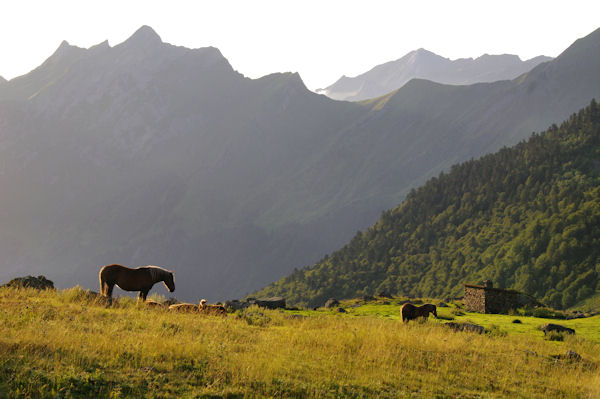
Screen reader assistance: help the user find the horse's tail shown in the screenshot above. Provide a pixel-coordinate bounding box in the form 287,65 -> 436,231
401,303 -> 411,323
99,267 -> 107,296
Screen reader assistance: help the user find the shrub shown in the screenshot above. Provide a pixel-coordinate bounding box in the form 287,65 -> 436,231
60,286 -> 108,306
516,306 -> 566,319
237,307 -> 272,327
486,325 -> 507,337
546,332 -> 565,341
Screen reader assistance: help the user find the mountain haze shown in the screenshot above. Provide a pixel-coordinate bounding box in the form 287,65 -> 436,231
318,49 -> 552,101
0,26 -> 599,301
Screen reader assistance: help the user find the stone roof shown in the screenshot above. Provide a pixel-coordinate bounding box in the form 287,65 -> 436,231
463,283 -> 521,294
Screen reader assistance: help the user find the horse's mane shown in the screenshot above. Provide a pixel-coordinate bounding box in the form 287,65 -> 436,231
145,265 -> 171,282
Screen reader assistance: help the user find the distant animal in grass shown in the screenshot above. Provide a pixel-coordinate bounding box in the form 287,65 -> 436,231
144,299 -> 166,309
198,299 -> 227,316
99,264 -> 175,305
168,299 -> 227,315
401,303 -> 438,322
169,302 -> 199,313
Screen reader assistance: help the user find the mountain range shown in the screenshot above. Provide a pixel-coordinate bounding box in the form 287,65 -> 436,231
0,26 -> 599,302
317,49 -> 552,101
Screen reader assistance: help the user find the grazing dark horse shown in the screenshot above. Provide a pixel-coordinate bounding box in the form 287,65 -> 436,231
99,264 -> 175,304
401,303 -> 437,323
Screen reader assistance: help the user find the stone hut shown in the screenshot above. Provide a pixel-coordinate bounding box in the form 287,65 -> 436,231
463,280 -> 540,314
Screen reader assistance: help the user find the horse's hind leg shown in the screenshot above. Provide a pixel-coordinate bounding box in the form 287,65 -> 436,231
106,284 -> 114,305
139,289 -> 149,302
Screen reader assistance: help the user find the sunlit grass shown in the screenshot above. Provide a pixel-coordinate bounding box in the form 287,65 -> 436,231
0,287 -> 598,397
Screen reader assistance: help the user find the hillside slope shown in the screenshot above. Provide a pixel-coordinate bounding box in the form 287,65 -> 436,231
317,48 -> 551,101
255,101 -> 600,309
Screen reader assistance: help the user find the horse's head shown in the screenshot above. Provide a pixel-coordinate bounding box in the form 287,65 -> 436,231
430,304 -> 438,318
163,270 -> 175,292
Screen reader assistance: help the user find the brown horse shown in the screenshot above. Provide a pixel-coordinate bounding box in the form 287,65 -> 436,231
401,303 -> 437,322
99,264 -> 175,304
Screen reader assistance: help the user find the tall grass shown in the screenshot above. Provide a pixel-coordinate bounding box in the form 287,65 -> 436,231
0,287 -> 598,398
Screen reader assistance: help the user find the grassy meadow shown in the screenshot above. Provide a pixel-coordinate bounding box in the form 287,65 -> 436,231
0,287 -> 599,398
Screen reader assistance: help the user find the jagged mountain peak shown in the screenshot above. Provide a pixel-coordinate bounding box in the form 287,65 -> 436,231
90,40 -> 110,51
410,48 -> 441,57
280,71 -> 306,87
120,25 -> 163,48
58,39 -> 71,49
49,40 -> 85,59
256,71 -> 310,96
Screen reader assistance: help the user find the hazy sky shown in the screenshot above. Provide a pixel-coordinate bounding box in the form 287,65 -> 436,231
1,0 -> 599,90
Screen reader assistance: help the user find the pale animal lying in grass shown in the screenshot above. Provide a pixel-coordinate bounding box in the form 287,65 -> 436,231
198,299 -> 227,316
168,302 -> 198,312
144,299 -> 166,308
168,299 -> 227,315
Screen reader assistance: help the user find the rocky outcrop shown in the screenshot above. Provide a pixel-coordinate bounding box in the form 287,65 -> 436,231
541,324 -> 575,335
1,275 -> 54,290
225,297 -> 286,310
252,297 -> 286,310
225,299 -> 250,311
444,322 -> 486,334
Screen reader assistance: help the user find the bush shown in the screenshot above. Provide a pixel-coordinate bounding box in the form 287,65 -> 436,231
237,307 -> 273,327
60,286 -> 108,306
532,307 -> 566,319
486,325 -> 507,337
516,306 -> 566,319
546,332 -> 565,341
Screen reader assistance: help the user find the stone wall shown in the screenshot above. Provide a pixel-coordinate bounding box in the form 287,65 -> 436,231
484,288 -> 520,313
464,282 -> 541,314
464,285 -> 486,312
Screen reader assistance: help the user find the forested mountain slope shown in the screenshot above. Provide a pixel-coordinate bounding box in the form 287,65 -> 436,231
256,101 -> 600,309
